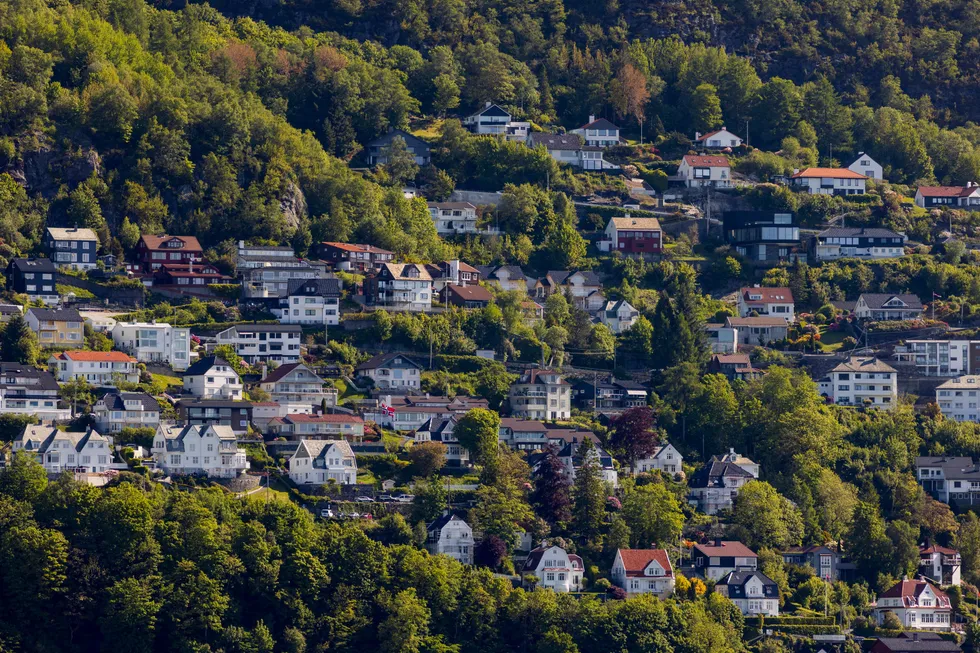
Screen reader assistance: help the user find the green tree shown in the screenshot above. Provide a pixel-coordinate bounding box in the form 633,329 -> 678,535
454,408 -> 501,466
542,219 -> 587,270
1,315 -> 40,365
60,376 -> 96,416
432,74 -> 461,116
406,441 -> 447,477
731,481 -> 804,550
621,482 -> 684,548
411,476 -> 448,523
379,589 -> 431,653
0,450 -> 48,502
690,83 -> 723,133
101,577 -> 161,653
119,216 -> 141,251
382,136 -> 420,187
572,438 -> 607,549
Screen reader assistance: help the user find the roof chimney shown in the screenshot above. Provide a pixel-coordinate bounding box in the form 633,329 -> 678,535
695,131 -> 701,140
485,101 -> 492,108
714,538 -> 723,546
589,115 -> 595,123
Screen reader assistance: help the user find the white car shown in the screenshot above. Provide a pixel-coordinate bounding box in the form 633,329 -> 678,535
355,496 -> 374,503
320,508 -> 334,518
394,494 -> 415,503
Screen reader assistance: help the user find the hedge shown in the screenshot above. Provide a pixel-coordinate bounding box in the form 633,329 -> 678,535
748,616 -> 835,626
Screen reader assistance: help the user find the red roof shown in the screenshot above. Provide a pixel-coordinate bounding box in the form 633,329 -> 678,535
790,167 -> 866,179
918,185 -> 979,197
920,544 -> 958,555
695,129 -> 739,142
444,284 -> 493,302
740,286 -> 794,304
692,541 -> 757,558
617,549 -> 674,577
321,242 -> 367,253
57,351 -> 137,363
139,234 -> 203,252
713,353 -> 751,365
682,155 -> 730,168
878,579 -> 950,607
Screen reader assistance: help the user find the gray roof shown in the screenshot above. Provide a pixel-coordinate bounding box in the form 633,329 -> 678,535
18,426 -> 108,453
870,635 -> 960,652
183,355 -> 237,377
356,352 -> 422,372
27,307 -> 82,322
9,258 -> 56,273
528,133 -> 602,151
294,439 -> 355,469
157,424 -> 237,452
858,293 -> 923,310
689,461 -> 753,488
0,363 -> 60,391
286,278 -> 341,297
97,392 -> 159,412
818,227 -> 904,239
831,356 -> 896,374
427,512 -> 469,533
367,129 -> 430,151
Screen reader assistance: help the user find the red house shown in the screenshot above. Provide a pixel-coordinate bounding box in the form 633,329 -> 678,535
136,235 -> 203,272
601,216 -> 662,258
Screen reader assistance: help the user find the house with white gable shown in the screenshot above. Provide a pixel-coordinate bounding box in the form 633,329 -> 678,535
555,439 -> 619,487
915,183 -> 980,210
874,579 -> 952,630
854,293 -> 923,321
526,133 -> 612,170
818,356 -> 898,409
462,102 -> 529,141
477,265 -> 527,292
414,415 -> 469,466
677,155 -> 732,188
736,286 -> 795,320
288,439 -> 357,486
920,544 -> 962,586
92,391 -> 160,433
715,571 -> 780,616
508,369 -> 571,420
277,278 -> 341,326
848,152 -> 883,180
599,299 -> 640,334
427,202 -> 479,235
364,262 -> 433,312
523,544 -> 584,592
13,425 -> 115,475
151,423 -> 249,478
571,116 -> 621,148
633,443 -> 683,476
111,321 -> 192,371
692,540 -> 758,581
258,362 -> 337,410
695,127 -> 743,149
611,549 -> 675,598
790,167 -> 867,195
427,512 -> 474,565
182,356 -> 243,400
355,352 -> 422,391
688,450 -> 759,514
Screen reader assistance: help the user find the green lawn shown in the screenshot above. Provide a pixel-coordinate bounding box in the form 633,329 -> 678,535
151,372 -> 183,387
818,328 -> 847,352
411,119 -> 444,140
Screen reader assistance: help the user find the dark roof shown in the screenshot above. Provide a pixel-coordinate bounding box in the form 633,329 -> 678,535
355,352 -> 422,371
689,461 -> 754,488
579,117 -> 619,130
716,570 -> 779,597
468,103 -> 510,118
858,293 -> 923,310
484,265 -> 526,281
9,258 -> 56,273
548,270 -> 601,286
261,362 -> 322,385
231,324 -> 302,334
427,511 -> 468,532
528,133 -> 601,151
443,284 -> 493,303
818,227 -> 904,239
286,278 -> 341,297
872,634 -> 961,653
97,391 -> 159,412
183,356 -> 234,377
0,362 -> 60,390
27,307 -> 82,322
367,129 -> 430,150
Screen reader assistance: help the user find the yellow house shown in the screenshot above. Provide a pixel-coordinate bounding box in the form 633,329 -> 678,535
26,307 -> 85,349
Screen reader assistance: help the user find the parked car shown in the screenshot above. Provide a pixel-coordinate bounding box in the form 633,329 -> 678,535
394,494 -> 415,503
355,496 -> 374,502
320,508 -> 334,518
378,494 -> 394,502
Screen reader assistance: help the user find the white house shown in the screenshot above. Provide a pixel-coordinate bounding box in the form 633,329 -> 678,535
92,391 -> 160,433
49,350 -> 140,386
598,300 -> 640,334
677,155 -> 732,188
874,579 -> 951,630
936,376 -> 980,422
415,416 -> 470,466
847,152 -> 883,180
736,286 -> 795,320
182,356 -> 243,400
612,549 -> 675,598
151,423 -> 249,478
854,293 -> 923,321
110,321 -> 192,371
427,512 -> 474,565
895,339 -> 976,377
695,128 -> 743,149
814,227 -> 906,261
288,439 -> 357,485
688,451 -> 759,515
427,202 -> 479,235
715,571 -> 780,617
214,324 -> 302,365
478,265 -> 527,292
818,356 -> 897,409
526,133 -> 612,171
789,168 -> 867,195
920,544 -> 962,587
508,369 -> 571,420
571,116 -> 621,148
633,443 -> 683,475
0,363 -> 70,421
462,102 -> 529,141
556,440 -> 619,487
523,544 -> 584,592
13,425 -> 114,475
259,362 -> 336,410
278,278 -> 341,326
355,353 -> 422,391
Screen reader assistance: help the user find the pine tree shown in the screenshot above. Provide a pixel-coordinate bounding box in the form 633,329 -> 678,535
531,449 -> 572,526
572,438 -> 606,550
1,315 -> 39,365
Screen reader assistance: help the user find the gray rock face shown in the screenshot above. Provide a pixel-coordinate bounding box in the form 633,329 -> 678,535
19,143 -> 102,197
279,181 -> 307,229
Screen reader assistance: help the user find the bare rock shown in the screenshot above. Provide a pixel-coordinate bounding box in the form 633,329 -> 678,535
279,181 -> 307,230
